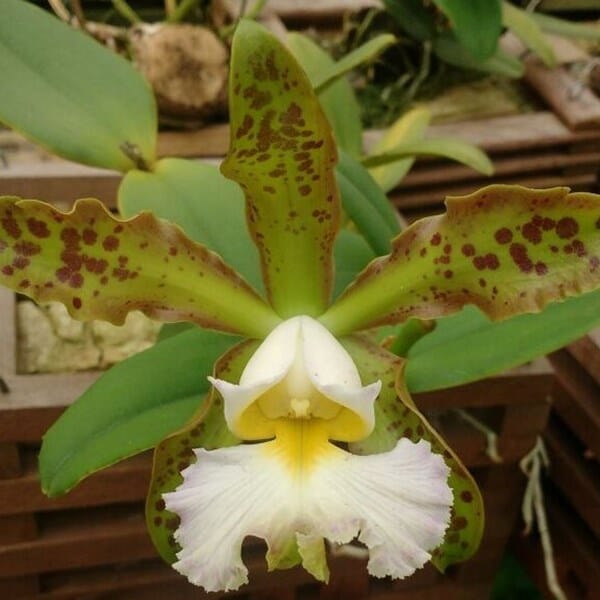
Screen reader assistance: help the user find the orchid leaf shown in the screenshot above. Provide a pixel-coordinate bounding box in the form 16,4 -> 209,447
368,107 -> 431,193
364,138 -> 494,185
146,340 -> 258,563
406,289 -> 600,393
334,229 -> 376,298
321,185 -> 600,335
0,0 -> 156,171
222,21 -> 340,318
502,2 -> 556,68
531,12 -> 600,42
313,34 -> 396,94
383,0 -> 437,42
432,0 -> 502,60
433,35 -> 525,78
337,151 -> 401,256
0,196 -> 279,338
343,335 -> 484,571
119,158 -> 263,290
40,327 -> 237,496
287,32 -> 362,158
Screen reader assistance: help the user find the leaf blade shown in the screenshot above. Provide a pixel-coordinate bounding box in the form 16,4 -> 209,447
39,327 -> 238,496
0,0 -> 156,171
406,290 -> 600,393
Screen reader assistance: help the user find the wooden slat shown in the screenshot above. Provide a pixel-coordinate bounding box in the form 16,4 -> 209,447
567,329 -> 600,386
392,171 -> 598,210
549,349 -> 600,457
0,452 -> 150,516
544,415 -> 600,537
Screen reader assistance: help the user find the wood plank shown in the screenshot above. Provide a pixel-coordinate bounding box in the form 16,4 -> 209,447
0,575 -> 40,598
0,452 -> 150,516
549,349 -> 600,457
0,506 -> 155,577
567,330 -> 600,386
523,63 -> 600,130
544,415 -> 600,537
400,149 -> 600,189
392,171 -> 598,210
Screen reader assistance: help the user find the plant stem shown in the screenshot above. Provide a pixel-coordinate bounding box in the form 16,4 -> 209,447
111,0 -> 141,25
168,0 -> 200,23
48,0 -> 71,22
164,0 -> 178,19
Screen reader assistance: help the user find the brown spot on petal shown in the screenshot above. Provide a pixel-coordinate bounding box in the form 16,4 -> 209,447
556,217 -> 579,239
461,244 -> 475,257
102,235 -> 119,251
27,218 -> 50,238
494,227 -> 512,245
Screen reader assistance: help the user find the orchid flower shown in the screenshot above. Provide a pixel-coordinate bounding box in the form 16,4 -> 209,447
1,20 -> 600,593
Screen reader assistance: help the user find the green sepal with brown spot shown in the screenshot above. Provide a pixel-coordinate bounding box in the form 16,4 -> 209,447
321,185 -> 600,335
342,335 -> 484,570
146,339 -> 259,563
0,196 -> 280,338
221,20 -> 340,318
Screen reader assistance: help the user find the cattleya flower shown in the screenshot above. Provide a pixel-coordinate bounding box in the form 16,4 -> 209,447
1,20 -> 599,594
165,315 -> 452,590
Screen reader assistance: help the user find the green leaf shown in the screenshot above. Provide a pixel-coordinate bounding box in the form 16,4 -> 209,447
531,11 -> 600,42
287,32 -> 363,158
406,289 -> 600,393
363,138 -> 494,180
222,21 -> 340,318
119,158 -> 263,291
313,34 -> 396,94
39,327 -> 238,496
432,0 -> 502,60
433,34 -> 525,78
368,107 -> 432,193
334,229 -> 376,299
343,335 -> 484,571
320,185 -> 600,336
337,151 -> 401,256
383,0 -> 437,41
502,2 -> 556,68
0,196 -> 279,338
146,339 -> 258,563
0,0 -> 156,171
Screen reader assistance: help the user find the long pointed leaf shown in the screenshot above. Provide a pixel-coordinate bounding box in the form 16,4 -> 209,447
222,21 -> 340,317
502,2 -> 556,68
337,151 -> 401,256
406,289 -> 600,393
40,327 -> 237,496
368,107 -> 431,193
0,0 -> 156,171
0,196 -> 279,337
313,34 -> 396,94
432,0 -> 502,60
363,138 -> 494,178
343,335 -> 484,571
321,185 -> 600,335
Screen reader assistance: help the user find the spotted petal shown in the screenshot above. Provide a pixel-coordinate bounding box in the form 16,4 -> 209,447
0,197 -> 279,338
221,20 -> 340,318
320,185 -> 600,335
342,334 -> 484,571
164,421 -> 451,592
